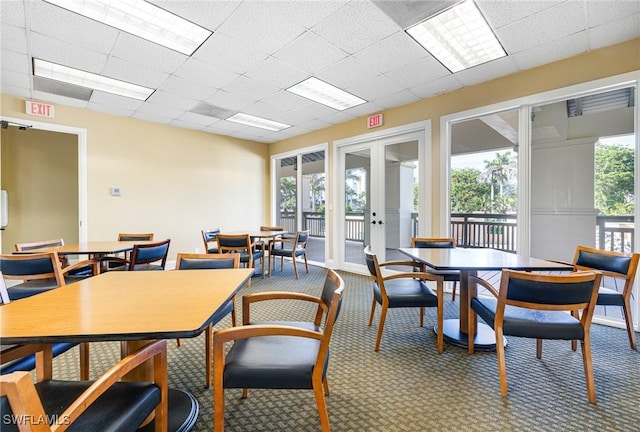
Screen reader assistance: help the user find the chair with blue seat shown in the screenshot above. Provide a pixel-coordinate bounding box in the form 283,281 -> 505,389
568,245 -> 640,351
365,245 -> 445,353
1,340 -> 168,432
268,229 -> 310,279
15,238 -> 96,279
0,270 -> 91,380
174,252 -> 241,388
213,268 -> 345,432
411,237 -> 460,301
201,228 -> 220,253
106,239 -> 171,271
468,269 -> 602,403
216,233 -> 264,285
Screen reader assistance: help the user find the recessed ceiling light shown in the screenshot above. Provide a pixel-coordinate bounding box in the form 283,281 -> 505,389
33,58 -> 154,100
44,0 -> 211,56
286,77 -> 366,111
226,113 -> 291,132
406,0 -> 506,73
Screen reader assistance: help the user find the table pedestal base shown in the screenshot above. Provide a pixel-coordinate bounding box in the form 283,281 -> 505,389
437,319 -> 506,352
139,388 -> 199,432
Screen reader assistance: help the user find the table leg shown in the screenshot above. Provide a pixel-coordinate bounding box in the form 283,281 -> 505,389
121,340 -> 199,431
437,270 -> 503,351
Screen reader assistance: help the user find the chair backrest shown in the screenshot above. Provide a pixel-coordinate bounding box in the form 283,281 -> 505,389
572,245 -> 639,296
498,270 -> 601,324
128,239 -> 171,270
294,230 -> 310,247
175,253 -> 240,270
202,228 -> 221,248
118,233 -> 154,241
0,252 -> 65,286
217,233 -> 252,254
14,238 -> 64,252
260,225 -> 284,232
0,274 -> 10,305
364,245 -> 386,295
315,269 -> 345,361
411,237 -> 456,248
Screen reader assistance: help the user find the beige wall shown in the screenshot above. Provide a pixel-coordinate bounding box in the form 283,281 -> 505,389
1,127 -> 78,252
0,99 -> 270,259
270,38 -> 640,234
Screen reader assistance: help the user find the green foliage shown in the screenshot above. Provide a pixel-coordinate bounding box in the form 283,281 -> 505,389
450,168 -> 491,212
279,176 -> 296,212
595,143 -> 634,215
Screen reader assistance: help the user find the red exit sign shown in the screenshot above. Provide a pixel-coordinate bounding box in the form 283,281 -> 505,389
26,100 -> 55,118
367,113 -> 383,128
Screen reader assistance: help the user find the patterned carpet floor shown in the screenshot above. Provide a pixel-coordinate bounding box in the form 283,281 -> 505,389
52,264 -> 640,431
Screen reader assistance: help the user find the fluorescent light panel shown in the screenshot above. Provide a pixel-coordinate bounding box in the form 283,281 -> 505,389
44,0 -> 211,55
286,77 -> 366,111
406,0 -> 506,73
33,58 -> 154,100
226,113 -> 291,132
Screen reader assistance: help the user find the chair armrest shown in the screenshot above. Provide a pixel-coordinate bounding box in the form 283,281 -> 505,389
468,275 -> 500,298
214,324 -> 323,346
383,272 -> 444,284
97,256 -> 129,267
1,344 -> 54,381
61,259 -> 100,276
378,260 -> 419,269
242,291 -> 322,324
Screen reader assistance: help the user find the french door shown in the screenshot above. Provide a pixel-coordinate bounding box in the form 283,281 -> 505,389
336,124 -> 429,273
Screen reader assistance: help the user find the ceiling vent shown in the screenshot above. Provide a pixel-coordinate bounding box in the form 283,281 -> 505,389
33,76 -> 93,101
189,102 -> 237,119
567,87 -> 635,117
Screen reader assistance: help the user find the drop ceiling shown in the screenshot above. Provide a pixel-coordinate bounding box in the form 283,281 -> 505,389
1,0 -> 639,143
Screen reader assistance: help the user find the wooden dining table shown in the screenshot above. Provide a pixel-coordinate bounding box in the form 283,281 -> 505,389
0,268 -> 253,431
399,247 -> 573,351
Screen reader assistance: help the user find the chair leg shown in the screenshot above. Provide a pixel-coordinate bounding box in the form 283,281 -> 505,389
452,281 -> 457,301
419,306 -> 424,327
313,376 -> 331,432
259,256 -> 264,279
581,335 -> 596,403
303,252 -> 309,274
495,326 -> 508,397
214,367 -> 225,432
368,297 -> 377,327
536,339 -> 542,359
292,253 -> 299,279
205,323 -> 213,388
374,304 -> 388,352
570,310 -> 578,351
622,301 -> 637,350
79,342 -> 90,380
176,339 -> 182,347
242,388 -> 249,399
323,376 -> 330,395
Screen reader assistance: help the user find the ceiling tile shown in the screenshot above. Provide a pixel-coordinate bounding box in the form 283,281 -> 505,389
353,31 -> 428,74
273,30 -> 348,74
32,90 -> 88,108
589,14 -> 640,50
410,75 -> 464,99
2,49 -> 30,74
205,90 -> 255,111
383,56 -> 450,90
243,101 -> 288,120
27,1 -> 118,54
244,57 -> 309,90
147,90 -> 200,111
1,1 -> 26,27
87,101 -> 136,118
220,75 -> 280,102
511,32 -> 588,71
1,68 -> 30,89
102,56 -> 169,88
158,75 -> 216,101
315,56 -> 380,90
1,84 -> 30,98
311,1 -> 400,54
478,0 -> 564,29
455,55 -> 521,86
193,31 -> 269,74
90,92 -> 145,111
110,33 -> 188,74
2,24 -> 27,52
29,33 -> 108,73
587,0 -> 640,28
154,0 -> 241,32
135,101 -> 183,119
174,58 -> 239,89
346,74 -> 403,101
175,111 -> 222,127
132,110 -> 174,124
372,89 -> 422,110
259,90 -> 312,112
169,118 -> 207,132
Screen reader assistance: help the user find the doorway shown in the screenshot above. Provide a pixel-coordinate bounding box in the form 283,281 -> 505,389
0,116 -> 87,253
335,121 -> 430,273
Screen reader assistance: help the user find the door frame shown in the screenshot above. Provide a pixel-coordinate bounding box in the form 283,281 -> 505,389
333,120 -> 431,273
0,116 -> 87,248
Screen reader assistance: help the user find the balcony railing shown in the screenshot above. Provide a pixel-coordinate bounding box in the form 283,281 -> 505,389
278,211 -> 634,253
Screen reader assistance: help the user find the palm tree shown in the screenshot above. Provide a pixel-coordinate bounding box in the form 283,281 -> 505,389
478,152 -> 516,212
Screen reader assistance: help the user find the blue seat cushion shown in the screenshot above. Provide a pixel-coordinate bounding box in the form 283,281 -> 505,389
1,343 -> 77,375
238,251 -> 264,263
7,279 -> 59,301
597,286 -> 625,306
223,320 -> 325,390
209,300 -> 235,327
0,380 -> 160,432
271,247 -> 306,258
471,297 -> 584,340
374,278 -> 438,308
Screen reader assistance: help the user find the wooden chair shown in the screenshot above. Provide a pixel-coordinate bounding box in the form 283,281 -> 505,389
15,238 -> 95,278
117,232 -> 154,241
469,269 -> 602,403
411,237 -> 460,301
0,269 -> 90,381
568,245 -> 640,350
174,252 -> 240,388
216,233 -> 264,286
0,340 -> 168,432
214,269 -> 344,432
105,239 -> 171,271
201,228 -> 220,253
256,225 -> 285,253
365,245 -> 444,353
268,229 -> 310,279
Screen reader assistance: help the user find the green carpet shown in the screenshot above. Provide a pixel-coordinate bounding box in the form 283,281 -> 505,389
52,264 -> 640,431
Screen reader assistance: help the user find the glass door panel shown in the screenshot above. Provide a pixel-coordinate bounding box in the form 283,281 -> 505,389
275,156 -> 297,234
343,147 -> 370,267
301,150 -> 326,263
